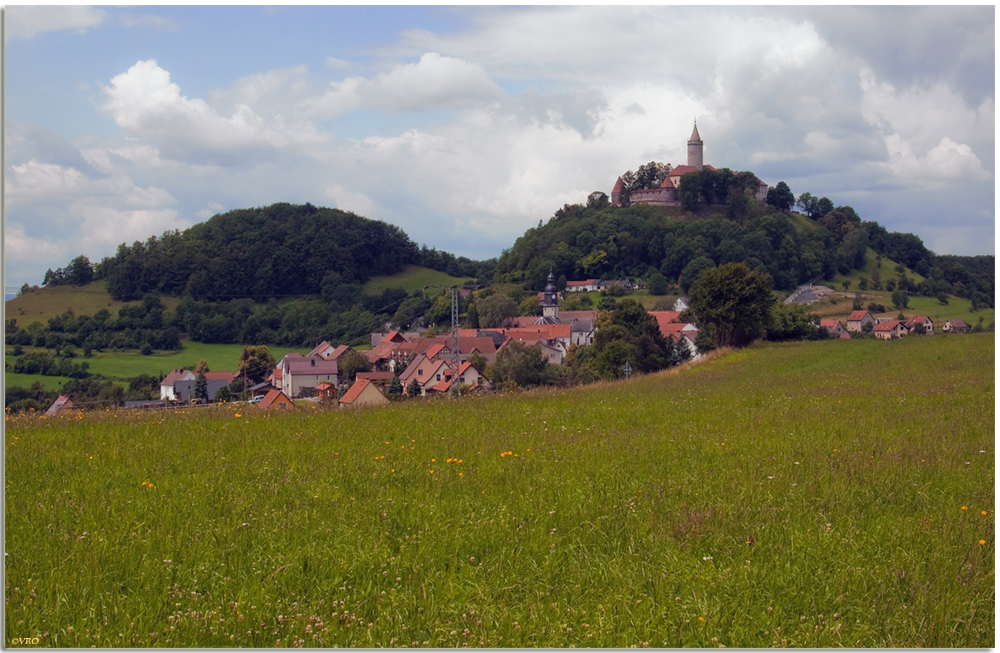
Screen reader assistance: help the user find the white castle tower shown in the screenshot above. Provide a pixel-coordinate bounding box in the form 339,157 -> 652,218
687,120 -> 704,171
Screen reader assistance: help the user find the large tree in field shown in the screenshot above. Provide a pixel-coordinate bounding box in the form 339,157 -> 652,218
688,262 -> 774,348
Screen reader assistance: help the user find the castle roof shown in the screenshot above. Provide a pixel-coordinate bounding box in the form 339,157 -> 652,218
689,121 -> 702,143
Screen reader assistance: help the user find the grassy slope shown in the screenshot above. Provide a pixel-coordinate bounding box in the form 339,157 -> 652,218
5,342 -> 311,390
362,265 -> 473,296
4,281 -> 181,328
5,335 -> 993,647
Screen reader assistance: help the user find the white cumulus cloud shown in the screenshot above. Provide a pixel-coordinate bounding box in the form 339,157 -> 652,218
101,60 -> 324,166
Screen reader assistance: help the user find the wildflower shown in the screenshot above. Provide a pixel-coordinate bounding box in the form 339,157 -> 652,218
983,511 -> 988,515
979,540 -> 986,546
962,506 -> 968,511
698,617 -> 705,622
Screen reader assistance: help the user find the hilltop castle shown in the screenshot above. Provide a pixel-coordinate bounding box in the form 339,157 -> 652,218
611,122 -> 767,207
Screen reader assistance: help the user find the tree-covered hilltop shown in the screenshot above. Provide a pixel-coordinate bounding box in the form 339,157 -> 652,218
39,203 -> 491,302
93,203 -> 419,301
493,192 -> 994,306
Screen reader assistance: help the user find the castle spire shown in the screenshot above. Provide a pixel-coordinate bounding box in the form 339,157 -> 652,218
687,119 -> 704,171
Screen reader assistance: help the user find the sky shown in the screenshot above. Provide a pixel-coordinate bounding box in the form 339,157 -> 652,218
3,5 -> 996,292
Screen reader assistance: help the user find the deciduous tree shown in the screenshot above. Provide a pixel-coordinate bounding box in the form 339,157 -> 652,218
688,262 -> 774,348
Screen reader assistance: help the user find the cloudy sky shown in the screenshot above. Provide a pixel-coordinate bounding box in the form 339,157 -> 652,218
4,5 -> 995,290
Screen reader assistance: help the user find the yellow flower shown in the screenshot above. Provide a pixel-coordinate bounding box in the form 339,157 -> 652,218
698,617 -> 705,622
962,506 -> 968,510
979,539 -> 986,545
982,511 -> 987,516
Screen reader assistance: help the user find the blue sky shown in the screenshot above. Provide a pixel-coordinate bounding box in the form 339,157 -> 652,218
4,5 -> 995,291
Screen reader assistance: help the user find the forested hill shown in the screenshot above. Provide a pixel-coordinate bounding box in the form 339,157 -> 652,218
54,203 -> 488,302
493,199 -> 994,305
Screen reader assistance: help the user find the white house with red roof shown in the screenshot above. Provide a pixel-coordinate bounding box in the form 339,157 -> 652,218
846,310 -> 875,333
820,319 -> 850,339
903,315 -> 934,334
160,369 -> 195,400
873,319 -> 908,340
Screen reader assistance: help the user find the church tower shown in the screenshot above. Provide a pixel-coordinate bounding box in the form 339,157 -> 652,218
541,270 -> 559,320
687,120 -> 704,171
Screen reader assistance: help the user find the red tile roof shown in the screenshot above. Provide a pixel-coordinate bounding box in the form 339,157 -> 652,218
339,379 -> 372,404
847,310 -> 871,322
259,389 -> 294,408
873,319 -> 901,332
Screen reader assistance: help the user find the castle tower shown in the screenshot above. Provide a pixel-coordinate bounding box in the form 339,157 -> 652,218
687,120 -> 704,171
541,269 -> 559,320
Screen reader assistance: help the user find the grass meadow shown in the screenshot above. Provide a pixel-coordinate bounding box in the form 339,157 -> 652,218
362,266 -> 473,296
4,335 -> 994,647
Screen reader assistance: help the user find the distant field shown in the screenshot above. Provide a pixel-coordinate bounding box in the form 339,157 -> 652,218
362,265 -> 473,296
806,287 -> 993,326
4,281 -> 181,328
5,335 -> 993,647
3,372 -> 66,392
5,341 -> 311,389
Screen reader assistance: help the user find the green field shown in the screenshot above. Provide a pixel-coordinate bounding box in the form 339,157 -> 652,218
5,335 -> 993,647
362,265 -> 473,296
5,281 -> 181,329
5,341 -> 312,391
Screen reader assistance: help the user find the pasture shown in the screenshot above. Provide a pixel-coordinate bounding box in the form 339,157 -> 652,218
4,335 -> 994,647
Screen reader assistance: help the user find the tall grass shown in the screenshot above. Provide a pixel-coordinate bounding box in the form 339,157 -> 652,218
5,335 -> 993,647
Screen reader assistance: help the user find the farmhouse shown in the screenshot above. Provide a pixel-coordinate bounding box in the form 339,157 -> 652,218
846,310 -> 875,333
873,319 -> 908,340
903,315 -> 935,334
258,388 -> 295,409
279,354 -> 340,398
942,319 -> 969,333
820,319 -> 850,339
45,394 -> 76,416
339,378 -> 390,408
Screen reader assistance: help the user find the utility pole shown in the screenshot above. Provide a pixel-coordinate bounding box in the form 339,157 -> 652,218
451,286 -> 460,399
424,284 -> 462,399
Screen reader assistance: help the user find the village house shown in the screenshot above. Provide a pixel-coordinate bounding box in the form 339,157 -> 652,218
846,310 -> 875,333
279,354 -> 340,398
173,372 -> 234,402
159,369 -> 195,400
903,315 -> 935,334
820,318 -> 850,339
308,341 -> 353,361
873,319 -> 908,340
942,319 -> 969,333
339,378 -> 390,408
258,388 -> 295,409
45,394 -> 76,416
564,279 -> 600,293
